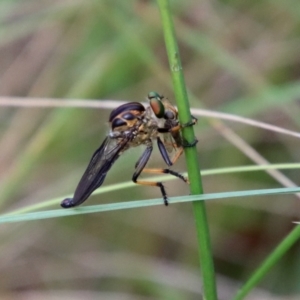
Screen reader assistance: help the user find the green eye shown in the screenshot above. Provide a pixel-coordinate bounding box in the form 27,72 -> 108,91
149,96 -> 165,118
147,91 -> 162,100
148,91 -> 165,118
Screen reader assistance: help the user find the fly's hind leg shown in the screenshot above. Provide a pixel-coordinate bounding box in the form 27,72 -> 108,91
133,141 -> 189,206
132,142 -> 169,205
142,168 -> 187,184
139,167 -> 189,205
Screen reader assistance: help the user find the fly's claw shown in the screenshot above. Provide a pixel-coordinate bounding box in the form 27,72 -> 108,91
182,138 -> 198,148
181,115 -> 197,128
180,115 -> 198,148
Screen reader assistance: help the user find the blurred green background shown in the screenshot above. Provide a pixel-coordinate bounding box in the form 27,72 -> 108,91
1,0 -> 300,299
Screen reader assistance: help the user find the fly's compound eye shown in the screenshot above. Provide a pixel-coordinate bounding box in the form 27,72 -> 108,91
149,93 -> 165,119
147,91 -> 163,100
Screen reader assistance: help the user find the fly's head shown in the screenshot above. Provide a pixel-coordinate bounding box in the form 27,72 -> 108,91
148,91 -> 179,130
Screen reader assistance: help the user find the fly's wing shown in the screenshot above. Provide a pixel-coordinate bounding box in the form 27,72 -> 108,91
161,121 -> 182,153
163,132 -> 176,153
61,136 -> 128,208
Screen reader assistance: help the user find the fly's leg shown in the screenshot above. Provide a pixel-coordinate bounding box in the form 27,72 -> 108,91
142,168 -> 187,184
132,140 -> 188,206
158,115 -> 197,133
181,115 -> 197,128
169,146 -> 184,164
157,136 -> 187,180
157,137 -> 187,169
158,115 -> 198,148
157,136 -> 172,166
182,138 -> 198,148
132,142 -> 169,205
139,165 -> 189,205
180,115 -> 198,147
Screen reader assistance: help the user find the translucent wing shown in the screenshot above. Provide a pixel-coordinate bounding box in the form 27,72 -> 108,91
163,132 -> 176,153
61,136 -> 129,208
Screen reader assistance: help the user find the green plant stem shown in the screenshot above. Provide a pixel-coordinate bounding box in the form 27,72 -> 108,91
156,1 -> 217,299
233,224 -> 300,300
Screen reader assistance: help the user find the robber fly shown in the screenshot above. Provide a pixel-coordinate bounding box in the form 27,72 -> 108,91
61,92 -> 196,208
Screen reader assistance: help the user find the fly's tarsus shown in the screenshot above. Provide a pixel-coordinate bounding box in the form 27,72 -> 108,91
182,138 -> 198,148
181,115 -> 198,128
157,182 -> 168,206
162,169 -> 188,183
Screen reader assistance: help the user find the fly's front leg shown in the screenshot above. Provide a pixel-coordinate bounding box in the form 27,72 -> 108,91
158,115 -> 197,133
181,115 -> 197,128
158,119 -> 198,148
180,115 -> 198,147
132,142 -> 169,206
157,136 -> 184,166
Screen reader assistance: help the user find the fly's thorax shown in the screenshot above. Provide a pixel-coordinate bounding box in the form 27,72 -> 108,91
122,109 -> 157,148
140,108 -> 160,138
127,120 -> 157,148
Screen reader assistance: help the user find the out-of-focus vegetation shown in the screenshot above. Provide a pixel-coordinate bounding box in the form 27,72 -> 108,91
1,0 -> 300,299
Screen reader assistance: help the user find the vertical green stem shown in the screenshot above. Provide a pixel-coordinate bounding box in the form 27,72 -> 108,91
156,1 -> 218,299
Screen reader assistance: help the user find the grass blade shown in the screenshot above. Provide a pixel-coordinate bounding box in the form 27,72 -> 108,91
1,187 -> 300,224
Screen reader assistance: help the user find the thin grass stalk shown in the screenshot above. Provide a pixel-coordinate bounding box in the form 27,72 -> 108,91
233,224 -> 300,299
156,1 -> 217,299
2,186 -> 300,224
